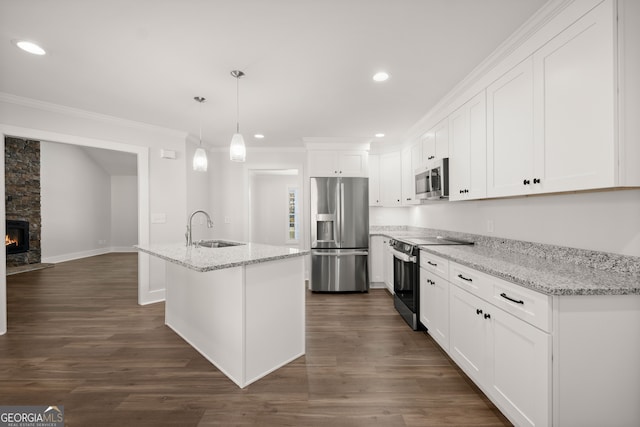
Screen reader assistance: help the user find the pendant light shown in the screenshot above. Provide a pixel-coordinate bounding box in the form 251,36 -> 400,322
193,96 -> 208,171
229,70 -> 246,162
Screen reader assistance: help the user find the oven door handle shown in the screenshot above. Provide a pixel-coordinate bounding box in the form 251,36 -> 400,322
389,247 -> 416,263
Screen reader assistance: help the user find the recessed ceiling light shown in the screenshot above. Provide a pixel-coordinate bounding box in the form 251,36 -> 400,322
375,133 -> 385,138
13,40 -> 46,55
372,71 -> 389,82
254,134 -> 265,139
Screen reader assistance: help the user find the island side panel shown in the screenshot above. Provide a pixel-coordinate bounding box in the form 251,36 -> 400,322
553,294 -> 640,427
244,256 -> 306,386
165,262 -> 245,387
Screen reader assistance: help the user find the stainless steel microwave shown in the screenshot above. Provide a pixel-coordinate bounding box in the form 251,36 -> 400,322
415,158 -> 449,200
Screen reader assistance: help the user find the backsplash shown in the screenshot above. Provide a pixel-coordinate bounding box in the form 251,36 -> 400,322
370,225 -> 640,275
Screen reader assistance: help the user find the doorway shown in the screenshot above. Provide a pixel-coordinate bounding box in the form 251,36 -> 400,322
248,169 -> 301,248
1,128 -> 151,334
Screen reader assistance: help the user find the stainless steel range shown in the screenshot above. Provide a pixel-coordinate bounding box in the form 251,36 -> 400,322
389,236 -> 473,330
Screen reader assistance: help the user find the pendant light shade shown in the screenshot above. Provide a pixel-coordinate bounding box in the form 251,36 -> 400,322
230,70 -> 246,162
193,96 -> 208,172
230,133 -> 246,161
193,147 -> 208,171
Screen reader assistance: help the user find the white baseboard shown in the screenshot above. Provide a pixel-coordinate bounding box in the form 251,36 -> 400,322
42,246 -> 136,264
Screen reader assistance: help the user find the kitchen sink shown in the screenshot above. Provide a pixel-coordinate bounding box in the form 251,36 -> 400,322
195,239 -> 245,248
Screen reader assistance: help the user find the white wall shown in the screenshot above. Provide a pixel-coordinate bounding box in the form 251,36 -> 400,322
185,139 -> 214,244
41,142 -> 112,262
111,175 -> 138,251
370,206 -> 411,227
1,93 -> 189,316
209,149 -> 307,245
250,173 -> 299,247
409,189 -> 640,256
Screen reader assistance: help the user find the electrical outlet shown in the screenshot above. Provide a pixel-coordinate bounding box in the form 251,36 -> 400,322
224,217 -> 231,224
487,220 -> 494,233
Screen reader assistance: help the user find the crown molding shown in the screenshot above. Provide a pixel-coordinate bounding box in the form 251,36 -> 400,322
0,92 -> 188,140
404,0 -> 576,142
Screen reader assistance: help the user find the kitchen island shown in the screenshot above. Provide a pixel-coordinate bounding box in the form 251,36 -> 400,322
136,241 -> 309,388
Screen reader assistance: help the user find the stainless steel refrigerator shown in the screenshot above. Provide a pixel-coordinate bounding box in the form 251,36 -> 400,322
310,177 -> 369,292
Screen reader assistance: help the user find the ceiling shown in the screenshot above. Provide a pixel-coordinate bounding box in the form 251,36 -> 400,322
0,0 -> 547,151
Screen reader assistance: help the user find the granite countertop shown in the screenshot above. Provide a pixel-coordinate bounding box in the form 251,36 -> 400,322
136,241 -> 309,272
421,245 -> 639,296
370,227 -> 640,296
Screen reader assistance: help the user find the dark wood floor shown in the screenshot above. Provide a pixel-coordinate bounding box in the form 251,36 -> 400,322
0,253 -> 511,426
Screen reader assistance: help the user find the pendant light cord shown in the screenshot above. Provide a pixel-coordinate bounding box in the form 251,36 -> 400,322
236,74 -> 240,133
199,101 -> 203,146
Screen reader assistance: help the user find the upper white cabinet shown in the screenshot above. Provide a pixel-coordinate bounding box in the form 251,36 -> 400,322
308,150 -> 369,177
379,152 -> 402,206
401,143 -> 422,205
449,91 -> 487,201
532,1 -> 615,193
487,57 -> 535,198
487,1 -> 616,198
422,118 -> 449,162
368,154 -> 381,206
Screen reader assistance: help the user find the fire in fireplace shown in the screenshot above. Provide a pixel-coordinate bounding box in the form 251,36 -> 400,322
6,220 -> 29,254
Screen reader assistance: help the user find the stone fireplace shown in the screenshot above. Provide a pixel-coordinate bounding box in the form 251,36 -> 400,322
5,137 -> 42,267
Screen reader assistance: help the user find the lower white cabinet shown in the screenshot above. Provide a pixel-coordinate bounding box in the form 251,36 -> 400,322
449,284 -> 551,427
369,236 -> 385,284
419,269 -> 450,351
384,243 -> 394,294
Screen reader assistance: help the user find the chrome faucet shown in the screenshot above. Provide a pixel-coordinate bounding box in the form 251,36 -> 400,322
186,210 -> 214,246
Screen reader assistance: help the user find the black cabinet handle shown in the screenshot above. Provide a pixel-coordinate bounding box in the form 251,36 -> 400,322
523,179 -> 530,185
406,198 -> 411,201
500,293 -> 524,305
460,190 -> 463,194
484,313 -> 491,319
427,261 -> 437,267
533,178 -> 540,184
428,155 -> 435,160
476,309 -> 483,315
457,274 -> 472,282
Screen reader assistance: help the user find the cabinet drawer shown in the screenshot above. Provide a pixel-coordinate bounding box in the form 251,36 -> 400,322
419,251 -> 449,279
491,278 -> 551,332
449,262 -> 491,300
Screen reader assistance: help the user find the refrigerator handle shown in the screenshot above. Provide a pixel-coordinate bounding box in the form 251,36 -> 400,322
339,180 -> 345,245
312,250 -> 369,256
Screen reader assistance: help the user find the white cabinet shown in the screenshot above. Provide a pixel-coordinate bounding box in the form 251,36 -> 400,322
384,243 -> 393,294
449,284 -> 490,385
401,143 -> 422,205
487,1 -> 616,198
422,118 -> 449,162
531,0 -> 615,193
368,154 -> 381,206
487,57 -> 535,198
420,269 -> 450,351
308,150 -> 369,177
379,152 -> 402,206
449,91 -> 487,201
369,236 -> 385,284
448,264 -> 551,427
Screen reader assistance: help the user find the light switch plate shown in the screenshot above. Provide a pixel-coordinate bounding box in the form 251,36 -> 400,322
151,213 -> 167,224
